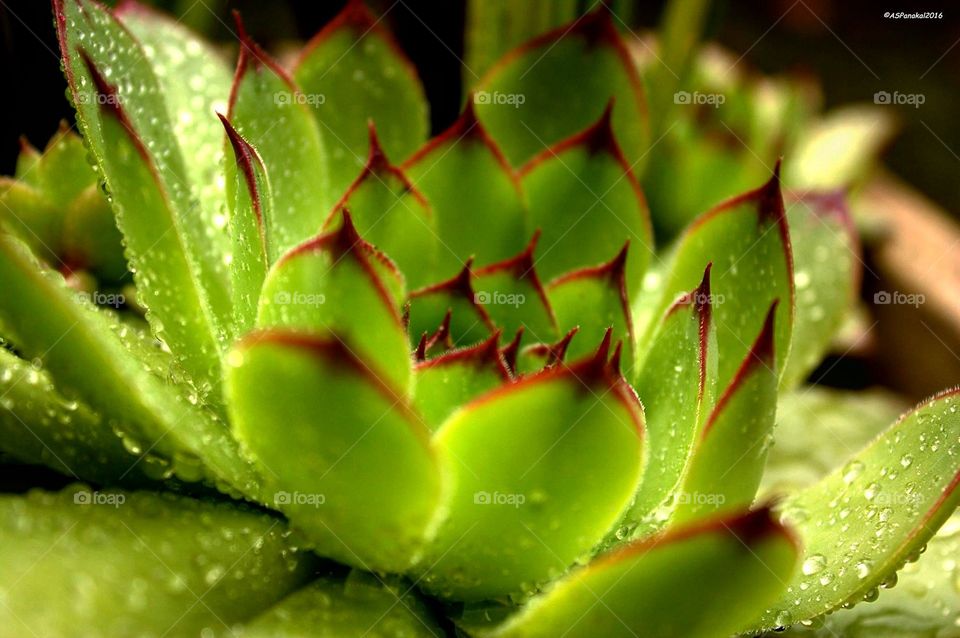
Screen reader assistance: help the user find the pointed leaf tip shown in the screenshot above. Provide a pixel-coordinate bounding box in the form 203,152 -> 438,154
417,330 -> 511,381
500,327 -> 525,373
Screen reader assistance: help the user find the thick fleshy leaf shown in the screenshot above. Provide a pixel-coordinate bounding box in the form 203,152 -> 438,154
0,235 -> 263,499
472,233 -> 557,343
257,214 -> 411,392
115,0 -> 233,268
419,339 -> 644,601
650,167 -> 793,390
748,388 -> 960,632
408,262 -> 495,350
294,0 -> 429,197
220,115 -> 272,335
241,571 -> 444,638
546,244 -> 635,373
56,0 -> 232,370
0,486 -> 314,637
781,192 -> 860,389
520,105 -> 653,298
403,104 -> 528,273
413,333 -> 512,431
474,8 -> 650,171
515,327 -> 578,376
0,349 -> 159,486
0,178 -> 63,265
613,266 -> 717,540
324,126 -> 438,290
488,508 -> 798,638
670,305 -> 779,525
228,18 -> 332,257
225,331 -> 442,573
780,511 -> 960,637
464,0 -> 581,81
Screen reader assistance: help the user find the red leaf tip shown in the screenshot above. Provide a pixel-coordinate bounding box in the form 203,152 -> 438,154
758,159 -> 786,226
500,327 -> 525,374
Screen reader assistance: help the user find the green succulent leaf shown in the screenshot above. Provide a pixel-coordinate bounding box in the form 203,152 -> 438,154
514,327 -> 577,376
780,511 -> 960,638
488,507 -> 798,638
464,0 -> 581,81
649,167 -> 793,390
474,8 -> 650,172
408,262 -> 496,350
615,266 -> 717,539
1,125 -> 126,280
413,333 -> 512,431
780,192 -> 860,389
219,115 -> 272,335
403,104 -> 528,273
257,214 -> 411,392
546,245 -> 635,373
0,234 -> 263,499
115,0 -> 234,269
787,106 -> 896,190
324,127 -> 439,290
56,0 -> 233,369
240,571 -> 444,638
0,348 -> 160,486
225,330 -> 442,573
0,485 -> 314,638
520,105 -> 653,299
419,338 -> 644,602
227,20 -> 333,258
670,305 -> 779,525
0,178 -> 62,265
293,0 -> 429,197
748,388 -> 960,632
472,233 -> 558,343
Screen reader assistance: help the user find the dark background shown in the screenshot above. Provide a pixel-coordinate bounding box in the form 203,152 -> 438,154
1,0 -> 957,214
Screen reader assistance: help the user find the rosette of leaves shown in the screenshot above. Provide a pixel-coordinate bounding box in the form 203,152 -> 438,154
0,1 -> 957,636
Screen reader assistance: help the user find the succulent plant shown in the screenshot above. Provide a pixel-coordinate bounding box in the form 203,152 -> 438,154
0,1 -> 957,636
